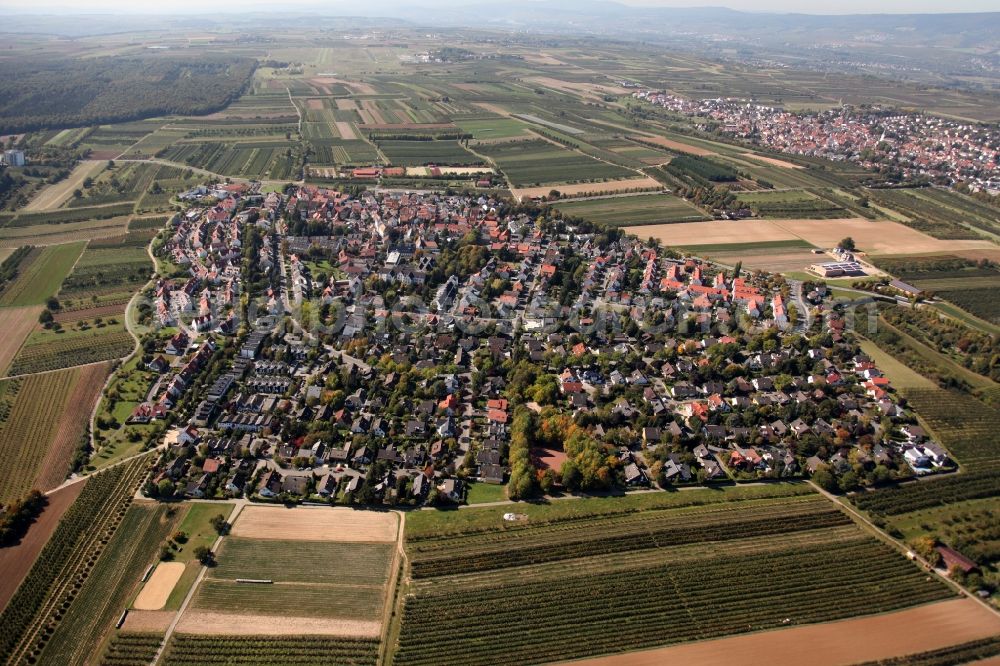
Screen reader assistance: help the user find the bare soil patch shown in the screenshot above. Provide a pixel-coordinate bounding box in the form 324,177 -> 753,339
629,134 -> 714,156
133,561 -> 186,610
0,305 -> 43,375
305,98 -> 324,110
742,153 -> 804,169
36,362 -> 112,492
335,98 -> 357,110
175,611 -> 380,637
334,121 -> 357,140
121,609 -> 175,633
231,506 -> 398,543
514,177 -> 661,200
360,100 -> 386,125
0,480 -> 86,612
548,599 -> 1000,666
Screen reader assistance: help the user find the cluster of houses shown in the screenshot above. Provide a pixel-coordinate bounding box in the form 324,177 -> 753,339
633,90 -> 1000,190
136,183 -> 951,505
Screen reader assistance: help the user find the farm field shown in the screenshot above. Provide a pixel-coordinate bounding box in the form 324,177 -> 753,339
0,363 -> 110,505
624,218 -> 996,256
161,635 -> 379,666
0,304 -> 43,375
0,481 -> 85,612
474,139 -> 635,187
23,161 -> 106,212
454,117 -> 530,140
98,632 -> 163,666
392,487 -> 952,666
554,193 -> 707,226
0,455 -> 152,665
9,316 -> 133,375
133,562 -> 186,611
0,242 -> 84,306
513,176 -> 661,200
36,501 -> 182,666
547,599 -> 1000,666
178,506 -> 399,640
376,139 -> 482,167
0,217 -> 131,248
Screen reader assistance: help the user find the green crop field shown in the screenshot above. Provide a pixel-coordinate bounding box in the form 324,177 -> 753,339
37,502 -> 181,666
161,635 -> 379,666
9,319 -> 133,375
555,193 -> 708,226
474,139 -> 635,187
194,536 -> 394,621
99,632 -> 163,666
454,117 -> 530,140
0,456 -> 152,665
192,580 -> 384,619
376,139 -> 482,167
393,489 -> 951,666
0,242 -> 84,306
212,538 -> 393,586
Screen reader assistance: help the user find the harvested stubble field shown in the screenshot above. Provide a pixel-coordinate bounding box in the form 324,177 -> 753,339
549,599 -> 1000,666
392,487 -> 952,666
23,161 -> 106,212
230,505 -> 399,542
174,611 -> 382,638
133,562 -> 186,611
625,218 -> 997,256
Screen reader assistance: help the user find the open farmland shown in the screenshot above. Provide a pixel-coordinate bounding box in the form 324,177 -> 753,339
161,635 -> 379,666
555,193 -> 708,226
179,506 -> 399,641
22,161 -> 106,212
99,632 -> 163,666
36,501 -> 182,666
0,363 -> 109,504
624,218 -> 996,256
376,139 -> 482,167
0,455 -> 152,665
0,242 -> 84,306
474,139 -> 635,187
391,486 -> 952,666
0,304 -> 43,376
9,315 -> 133,375
0,481 -> 85,612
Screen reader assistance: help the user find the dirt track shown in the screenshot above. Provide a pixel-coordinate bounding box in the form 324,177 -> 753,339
548,599 -> 1000,666
231,505 -> 399,543
0,481 -> 86,611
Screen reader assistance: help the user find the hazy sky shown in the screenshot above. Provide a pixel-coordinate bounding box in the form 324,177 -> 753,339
0,0 -> 995,13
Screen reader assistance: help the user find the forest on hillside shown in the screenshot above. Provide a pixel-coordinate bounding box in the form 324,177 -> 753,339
0,56 -> 256,133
